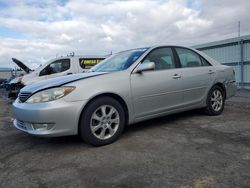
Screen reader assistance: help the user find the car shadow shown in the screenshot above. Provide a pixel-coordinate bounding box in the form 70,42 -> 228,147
32,109 -> 203,146
125,109 -> 202,133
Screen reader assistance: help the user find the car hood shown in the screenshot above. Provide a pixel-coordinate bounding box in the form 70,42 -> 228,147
20,72 -> 106,94
12,58 -> 32,73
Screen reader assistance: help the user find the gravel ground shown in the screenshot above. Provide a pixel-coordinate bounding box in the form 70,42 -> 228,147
0,88 -> 250,188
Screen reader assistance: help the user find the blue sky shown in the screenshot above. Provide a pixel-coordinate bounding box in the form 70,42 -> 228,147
0,0 -> 249,68
0,0 -> 8,8
0,26 -> 27,39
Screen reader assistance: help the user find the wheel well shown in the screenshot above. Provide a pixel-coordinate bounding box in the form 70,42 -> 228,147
214,83 -> 226,98
78,93 -> 129,132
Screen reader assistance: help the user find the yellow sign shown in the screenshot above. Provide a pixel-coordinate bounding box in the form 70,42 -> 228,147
80,59 -> 103,67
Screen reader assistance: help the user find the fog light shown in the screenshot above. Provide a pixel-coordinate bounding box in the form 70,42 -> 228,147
32,123 -> 54,131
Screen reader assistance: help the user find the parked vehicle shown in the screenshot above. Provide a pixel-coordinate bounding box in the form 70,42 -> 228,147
12,46 -> 237,146
0,79 -> 11,89
8,55 -> 106,98
0,80 -> 8,88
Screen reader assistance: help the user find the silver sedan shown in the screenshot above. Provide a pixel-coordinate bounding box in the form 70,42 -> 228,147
12,46 -> 237,146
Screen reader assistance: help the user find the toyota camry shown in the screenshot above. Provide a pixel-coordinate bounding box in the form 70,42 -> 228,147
12,46 -> 237,146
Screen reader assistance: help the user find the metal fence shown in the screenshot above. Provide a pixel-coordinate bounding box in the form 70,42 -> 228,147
193,35 -> 250,88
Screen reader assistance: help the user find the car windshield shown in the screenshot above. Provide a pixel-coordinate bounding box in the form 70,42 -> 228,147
89,48 -> 148,72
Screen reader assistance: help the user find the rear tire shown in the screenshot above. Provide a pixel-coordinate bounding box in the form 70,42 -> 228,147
79,96 -> 125,146
204,85 -> 225,116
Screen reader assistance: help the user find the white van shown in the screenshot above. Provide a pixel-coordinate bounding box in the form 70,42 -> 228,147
8,55 -> 107,97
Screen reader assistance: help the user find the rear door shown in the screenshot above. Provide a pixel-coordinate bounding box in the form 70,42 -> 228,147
174,47 -> 216,105
130,47 -> 183,118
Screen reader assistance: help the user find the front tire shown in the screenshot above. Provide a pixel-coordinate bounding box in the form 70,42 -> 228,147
79,96 -> 125,146
205,85 -> 225,115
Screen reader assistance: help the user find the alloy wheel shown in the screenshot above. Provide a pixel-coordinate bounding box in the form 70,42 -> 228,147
211,89 -> 223,112
90,105 -> 120,140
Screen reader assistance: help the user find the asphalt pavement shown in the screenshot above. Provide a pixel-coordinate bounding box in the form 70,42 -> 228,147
0,88 -> 250,188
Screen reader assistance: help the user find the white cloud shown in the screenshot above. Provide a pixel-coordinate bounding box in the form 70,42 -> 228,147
0,0 -> 249,68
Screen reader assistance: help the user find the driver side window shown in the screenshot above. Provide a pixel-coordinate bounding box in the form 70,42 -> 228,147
141,48 -> 175,70
39,59 -> 70,76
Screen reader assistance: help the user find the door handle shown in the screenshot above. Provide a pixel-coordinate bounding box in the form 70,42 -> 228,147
67,73 -> 73,75
172,74 -> 181,79
208,70 -> 215,74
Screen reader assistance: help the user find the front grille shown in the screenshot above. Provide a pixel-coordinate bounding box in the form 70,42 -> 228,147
19,92 -> 32,103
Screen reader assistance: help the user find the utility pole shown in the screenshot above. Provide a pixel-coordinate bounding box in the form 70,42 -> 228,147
238,21 -> 244,88
238,21 -> 241,37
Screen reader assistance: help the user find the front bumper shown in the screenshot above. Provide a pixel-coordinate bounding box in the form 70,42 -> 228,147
12,98 -> 87,137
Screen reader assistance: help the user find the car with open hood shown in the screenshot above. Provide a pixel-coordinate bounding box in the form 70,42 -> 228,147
8,55 -> 107,98
12,46 -> 237,146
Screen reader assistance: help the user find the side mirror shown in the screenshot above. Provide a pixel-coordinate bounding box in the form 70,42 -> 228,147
136,62 -> 155,73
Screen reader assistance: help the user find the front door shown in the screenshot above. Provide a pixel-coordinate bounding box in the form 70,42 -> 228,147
39,58 -> 72,80
130,47 -> 183,119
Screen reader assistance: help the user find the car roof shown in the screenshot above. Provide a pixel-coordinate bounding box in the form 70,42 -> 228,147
57,55 -> 108,59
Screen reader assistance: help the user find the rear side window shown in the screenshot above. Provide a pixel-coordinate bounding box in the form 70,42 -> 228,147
176,48 -> 205,68
142,47 -> 176,70
39,59 -> 70,76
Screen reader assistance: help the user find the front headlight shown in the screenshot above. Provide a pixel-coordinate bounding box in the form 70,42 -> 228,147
26,86 -> 75,103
